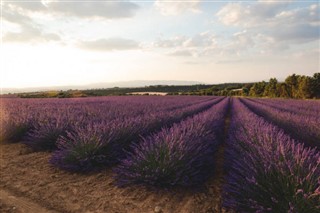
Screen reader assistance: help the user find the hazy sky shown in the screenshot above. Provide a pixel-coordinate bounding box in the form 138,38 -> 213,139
1,0 -> 319,88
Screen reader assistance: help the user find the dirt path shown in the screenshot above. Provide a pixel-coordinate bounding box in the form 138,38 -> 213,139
213,99 -> 231,212
0,189 -> 57,213
192,98 -> 231,212
0,142 -> 235,213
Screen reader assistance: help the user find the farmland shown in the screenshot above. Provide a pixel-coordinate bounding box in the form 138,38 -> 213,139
0,96 -> 319,213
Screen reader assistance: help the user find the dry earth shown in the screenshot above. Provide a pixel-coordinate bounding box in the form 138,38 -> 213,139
0,106 -> 232,213
0,142 -> 231,213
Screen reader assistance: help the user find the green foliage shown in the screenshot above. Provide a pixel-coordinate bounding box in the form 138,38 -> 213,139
15,73 -> 319,99
311,73 -> 320,98
249,81 -> 267,97
264,78 -> 279,97
246,73 -> 319,99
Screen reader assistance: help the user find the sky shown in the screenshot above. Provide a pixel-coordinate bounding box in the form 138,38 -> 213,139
1,0 -> 319,88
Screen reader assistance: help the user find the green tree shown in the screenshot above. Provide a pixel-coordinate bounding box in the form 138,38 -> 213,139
285,74 -> 300,98
297,76 -> 313,99
264,78 -> 279,97
249,81 -> 267,97
277,83 -> 290,98
311,73 -> 320,98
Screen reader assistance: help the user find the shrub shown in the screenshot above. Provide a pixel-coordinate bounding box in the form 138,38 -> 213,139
115,121 -> 216,186
50,123 -> 116,172
24,118 -> 70,151
0,118 -> 32,143
224,98 -> 320,212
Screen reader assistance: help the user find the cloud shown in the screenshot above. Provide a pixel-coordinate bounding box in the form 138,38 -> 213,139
216,2 -> 319,29
3,1 -> 140,43
216,2 -> 291,27
6,1 -> 140,19
6,1 -> 47,11
221,30 -> 254,55
2,6 -> 60,43
154,36 -> 187,48
154,0 -> 201,16
216,2 -> 320,52
272,24 -> 319,42
153,32 -> 218,57
78,38 -> 140,51
216,59 -> 244,64
183,32 -> 217,47
47,1 -> 139,19
154,32 -> 216,48
3,26 -> 60,43
168,50 -> 193,57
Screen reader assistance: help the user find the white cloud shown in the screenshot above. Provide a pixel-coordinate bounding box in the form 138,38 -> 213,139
168,50 -> 193,57
5,1 -> 140,19
3,6 -> 60,43
216,2 -> 291,27
230,30 -> 254,51
183,31 -> 217,48
154,32 -> 216,48
3,25 -> 60,43
154,0 -> 201,16
154,35 -> 186,48
2,1 -> 140,43
78,38 -> 140,51
152,32 -> 218,57
216,2 -> 320,52
47,1 -> 139,19
216,3 -> 250,26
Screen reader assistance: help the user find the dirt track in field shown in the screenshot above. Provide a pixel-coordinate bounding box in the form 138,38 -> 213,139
0,108 -> 232,213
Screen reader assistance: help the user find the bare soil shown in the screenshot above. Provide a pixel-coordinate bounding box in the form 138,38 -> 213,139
0,143 -> 231,213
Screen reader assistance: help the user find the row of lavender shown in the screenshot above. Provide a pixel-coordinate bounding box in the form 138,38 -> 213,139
0,96 -> 216,145
241,98 -> 320,149
50,97 -> 225,172
1,95 -> 319,210
247,98 -> 320,117
115,97 -> 229,186
223,98 -> 320,212
1,96 -> 204,143
1,96 -> 225,173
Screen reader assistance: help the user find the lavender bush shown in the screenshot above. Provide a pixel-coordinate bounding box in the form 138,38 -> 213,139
0,104 -> 34,143
50,123 -> 118,172
0,118 -> 32,143
50,97 -> 224,172
224,98 -> 320,212
115,98 -> 229,186
248,98 -> 320,117
241,98 -> 320,149
24,116 -> 71,151
0,96 -> 216,145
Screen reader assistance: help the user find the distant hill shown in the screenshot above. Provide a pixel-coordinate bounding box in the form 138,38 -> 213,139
1,80 -> 202,94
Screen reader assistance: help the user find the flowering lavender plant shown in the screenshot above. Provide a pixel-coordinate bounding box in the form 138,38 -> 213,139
50,123 -> 116,172
241,98 -> 320,149
224,98 -> 320,212
115,98 -> 229,186
1,120 -> 31,143
24,117 -> 70,151
50,97 -> 224,172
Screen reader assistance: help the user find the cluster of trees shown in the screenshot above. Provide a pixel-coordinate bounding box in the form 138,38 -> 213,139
16,73 -> 319,99
248,73 -> 319,99
17,85 -> 215,98
188,73 -> 319,99
179,83 -> 248,96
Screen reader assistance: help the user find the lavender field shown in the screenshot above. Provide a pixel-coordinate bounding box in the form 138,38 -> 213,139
0,96 -> 319,212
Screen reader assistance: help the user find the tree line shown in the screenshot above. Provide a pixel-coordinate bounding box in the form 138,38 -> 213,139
14,73 -> 319,99
245,73 -> 319,99
191,73 -> 319,99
